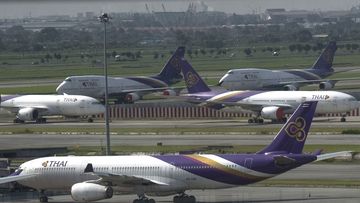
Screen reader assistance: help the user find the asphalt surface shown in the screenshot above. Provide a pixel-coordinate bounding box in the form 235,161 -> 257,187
2,186 -> 360,203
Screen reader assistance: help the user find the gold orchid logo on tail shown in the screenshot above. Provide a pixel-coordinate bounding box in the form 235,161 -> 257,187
285,117 -> 307,142
185,72 -> 199,88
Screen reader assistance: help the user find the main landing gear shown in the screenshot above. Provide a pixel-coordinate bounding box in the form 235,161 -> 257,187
133,194 -> 156,203
36,118 -> 47,123
173,193 -> 196,203
248,117 -> 287,124
39,190 -> 48,203
340,114 -> 347,122
248,117 -> 264,124
13,118 -> 25,123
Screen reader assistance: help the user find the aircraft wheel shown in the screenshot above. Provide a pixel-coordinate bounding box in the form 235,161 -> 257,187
340,117 -> 346,122
39,196 -> 48,202
258,118 -> 264,124
88,118 -> 94,123
188,195 -> 196,203
148,199 -> 156,203
248,118 -> 254,123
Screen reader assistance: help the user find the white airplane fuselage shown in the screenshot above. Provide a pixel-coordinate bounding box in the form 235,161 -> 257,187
56,76 -> 168,99
207,91 -> 358,114
219,68 -> 320,90
16,155 -> 276,194
0,94 -> 105,118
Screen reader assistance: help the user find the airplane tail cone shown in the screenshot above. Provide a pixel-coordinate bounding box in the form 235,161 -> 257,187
257,101 -> 318,154
154,47 -> 185,85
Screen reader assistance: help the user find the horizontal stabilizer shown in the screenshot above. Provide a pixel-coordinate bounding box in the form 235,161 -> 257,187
316,151 -> 352,162
273,155 -> 296,166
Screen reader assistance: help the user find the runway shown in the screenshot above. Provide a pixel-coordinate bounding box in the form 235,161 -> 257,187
2,186 -> 360,203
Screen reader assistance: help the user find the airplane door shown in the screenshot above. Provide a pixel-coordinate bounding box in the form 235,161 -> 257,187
244,158 -> 253,170
56,99 -> 61,112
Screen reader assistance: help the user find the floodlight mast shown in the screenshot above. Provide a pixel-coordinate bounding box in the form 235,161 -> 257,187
99,13 -> 111,155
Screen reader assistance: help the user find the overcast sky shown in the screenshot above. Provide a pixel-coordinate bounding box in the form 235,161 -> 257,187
1,0 -> 360,19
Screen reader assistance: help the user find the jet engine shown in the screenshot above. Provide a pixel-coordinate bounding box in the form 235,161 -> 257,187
124,93 -> 140,103
283,85 -> 298,91
319,81 -> 335,90
17,107 -> 39,121
163,89 -> 177,96
261,106 -> 284,120
71,182 -> 113,202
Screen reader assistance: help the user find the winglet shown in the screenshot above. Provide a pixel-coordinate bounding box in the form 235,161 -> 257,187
257,101 -> 318,154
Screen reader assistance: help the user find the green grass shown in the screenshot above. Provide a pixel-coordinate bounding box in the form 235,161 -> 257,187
1,45 -> 360,85
0,125 -> 359,135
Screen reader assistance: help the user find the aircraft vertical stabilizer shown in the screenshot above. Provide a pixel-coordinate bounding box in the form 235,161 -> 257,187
154,47 -> 185,85
257,101 -> 317,154
180,58 -> 211,93
310,41 -> 337,74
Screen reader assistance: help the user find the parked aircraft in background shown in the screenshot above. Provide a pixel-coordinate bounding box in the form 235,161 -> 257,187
0,94 -> 104,123
178,58 -> 359,123
219,41 -> 339,91
0,101 -> 350,203
56,47 -> 184,104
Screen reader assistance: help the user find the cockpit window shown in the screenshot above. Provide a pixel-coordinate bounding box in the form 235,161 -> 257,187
227,70 -> 234,74
11,168 -> 23,176
65,78 -> 72,82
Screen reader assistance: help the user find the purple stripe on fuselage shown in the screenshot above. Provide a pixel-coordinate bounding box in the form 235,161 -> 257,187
221,91 -> 263,103
153,155 -> 266,185
284,70 -> 320,80
126,77 -> 167,88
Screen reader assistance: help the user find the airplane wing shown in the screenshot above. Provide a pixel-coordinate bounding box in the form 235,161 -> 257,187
204,100 -> 294,112
0,173 -> 37,185
84,163 -> 168,186
0,106 -> 48,114
315,151 -> 352,162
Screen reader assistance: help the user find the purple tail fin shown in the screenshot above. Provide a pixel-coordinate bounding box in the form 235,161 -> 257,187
310,41 -> 337,76
257,101 -> 318,154
179,58 -> 211,93
153,47 -> 185,85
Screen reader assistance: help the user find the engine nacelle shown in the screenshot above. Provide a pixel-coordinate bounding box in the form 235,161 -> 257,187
163,89 -> 177,96
283,85 -> 298,91
261,106 -> 284,120
319,81 -> 335,90
124,93 -> 140,103
17,107 -> 39,121
71,182 -> 113,202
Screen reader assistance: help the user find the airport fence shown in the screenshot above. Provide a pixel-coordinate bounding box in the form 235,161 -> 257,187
95,102 -> 360,120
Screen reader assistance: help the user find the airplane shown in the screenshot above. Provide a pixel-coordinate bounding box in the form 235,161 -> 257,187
218,41 -> 340,91
178,57 -> 359,123
0,94 -> 105,123
56,47 -> 185,104
0,101 -> 351,203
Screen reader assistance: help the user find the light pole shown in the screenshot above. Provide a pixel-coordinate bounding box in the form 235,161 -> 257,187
99,13 -> 111,155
